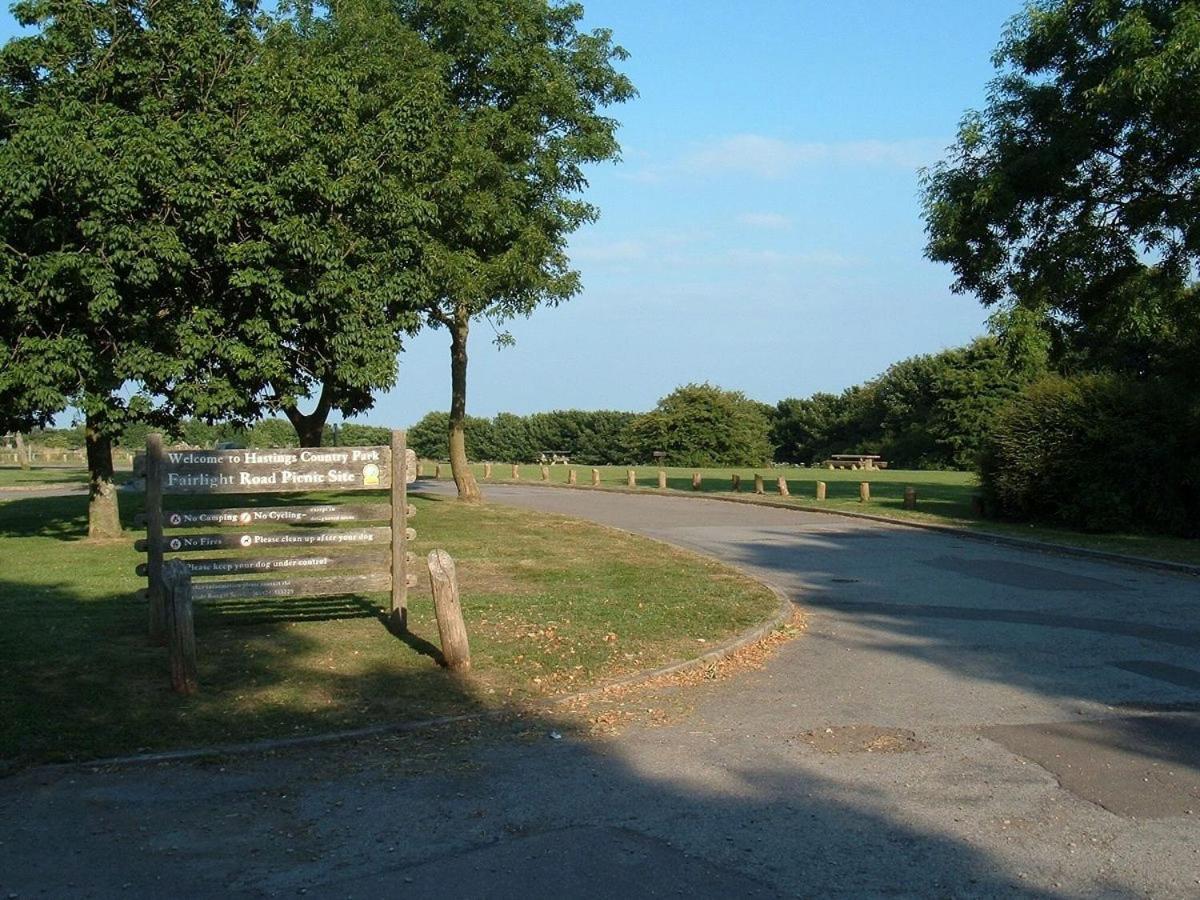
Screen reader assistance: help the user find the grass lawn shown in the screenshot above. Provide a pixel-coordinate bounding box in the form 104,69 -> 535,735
423,462 -> 1200,567
0,489 -> 778,768
0,465 -> 90,487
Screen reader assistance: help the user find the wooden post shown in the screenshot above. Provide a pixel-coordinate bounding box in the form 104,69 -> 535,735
777,476 -> 789,497
731,474 -> 741,492
859,482 -> 870,503
754,474 -> 764,494
568,468 -> 577,485
658,470 -> 667,489
511,463 -> 520,480
434,462 -> 441,480
427,550 -> 470,671
903,486 -> 917,510
14,432 -> 29,471
970,495 -> 985,517
484,461 -> 493,480
816,481 -> 827,501
163,560 -> 198,695
390,430 -> 409,629
627,469 -> 636,488
540,465 -> 549,482
691,472 -> 701,490
146,433 -> 167,644
591,468 -> 600,486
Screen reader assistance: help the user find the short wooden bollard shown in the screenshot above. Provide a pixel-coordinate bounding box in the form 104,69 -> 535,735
568,468 -> 577,485
692,472 -> 701,490
511,464 -> 520,480
484,462 -> 493,480
627,469 -> 636,488
816,481 -> 827,501
416,461 -> 423,478
427,550 -> 470,671
731,474 -> 741,492
434,463 -> 442,479
777,477 -> 789,497
859,482 -> 870,503
163,560 -> 198,695
658,470 -> 667,490
754,474 -> 764,495
903,486 -> 917,510
970,495 -> 985,517
540,465 -> 549,482
591,468 -> 600,486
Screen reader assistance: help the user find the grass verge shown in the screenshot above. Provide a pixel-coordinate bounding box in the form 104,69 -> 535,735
425,462 -> 1200,567
0,489 -> 778,768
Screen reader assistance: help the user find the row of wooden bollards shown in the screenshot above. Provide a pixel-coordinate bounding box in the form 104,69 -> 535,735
160,550 -> 470,696
418,462 -> 918,511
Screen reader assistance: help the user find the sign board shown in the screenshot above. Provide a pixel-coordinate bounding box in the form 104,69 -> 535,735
158,446 -> 416,494
138,431 -> 414,642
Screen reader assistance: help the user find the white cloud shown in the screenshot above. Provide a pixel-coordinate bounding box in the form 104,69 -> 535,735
621,134 -> 947,182
569,239 -> 650,263
735,212 -> 793,229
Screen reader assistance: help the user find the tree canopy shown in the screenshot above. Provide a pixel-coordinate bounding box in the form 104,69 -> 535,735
626,384 -> 773,468
395,0 -> 635,499
0,0 -> 258,534
921,0 -> 1200,379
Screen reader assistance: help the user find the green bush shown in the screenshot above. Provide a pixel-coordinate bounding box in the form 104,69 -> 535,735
625,383 -> 772,467
980,374 -> 1199,535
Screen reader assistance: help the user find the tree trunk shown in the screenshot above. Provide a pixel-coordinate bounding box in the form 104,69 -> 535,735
85,412 -> 121,540
448,306 -> 482,502
283,383 -> 333,447
14,432 -> 30,471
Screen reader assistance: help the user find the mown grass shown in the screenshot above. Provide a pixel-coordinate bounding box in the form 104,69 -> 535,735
0,465 -> 90,486
0,488 -> 777,767
424,462 -> 1200,567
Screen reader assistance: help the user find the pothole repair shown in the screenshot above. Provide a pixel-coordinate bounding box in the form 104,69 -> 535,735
793,725 -> 925,754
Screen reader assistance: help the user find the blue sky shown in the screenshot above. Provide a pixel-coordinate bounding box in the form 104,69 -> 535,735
3,0 -> 1028,428
390,0 -> 1027,426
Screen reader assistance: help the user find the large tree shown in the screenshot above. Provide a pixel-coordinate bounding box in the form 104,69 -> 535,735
396,0 -> 635,500
161,0 -> 448,446
921,0 -> 1200,379
0,0 -> 258,537
625,384 -> 773,468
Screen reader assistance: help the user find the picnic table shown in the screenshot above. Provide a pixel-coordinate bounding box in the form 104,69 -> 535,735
824,454 -> 888,470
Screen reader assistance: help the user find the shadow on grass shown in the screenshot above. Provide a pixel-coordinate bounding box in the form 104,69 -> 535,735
0,572 -> 474,770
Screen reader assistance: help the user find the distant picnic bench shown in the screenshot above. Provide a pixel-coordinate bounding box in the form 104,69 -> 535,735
824,453 -> 888,470
538,451 -> 571,465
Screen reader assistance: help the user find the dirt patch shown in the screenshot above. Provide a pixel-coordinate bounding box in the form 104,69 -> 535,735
792,725 -> 925,755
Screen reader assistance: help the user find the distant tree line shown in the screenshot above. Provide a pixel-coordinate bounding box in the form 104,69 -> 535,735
407,344 -> 1046,471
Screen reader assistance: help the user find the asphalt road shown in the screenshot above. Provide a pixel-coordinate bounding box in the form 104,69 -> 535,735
3,483 -> 1199,897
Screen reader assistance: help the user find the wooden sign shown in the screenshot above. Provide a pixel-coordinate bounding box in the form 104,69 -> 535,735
190,573 -> 405,602
140,430 -> 414,650
136,550 -> 403,578
160,446 -> 397,494
157,503 -> 409,528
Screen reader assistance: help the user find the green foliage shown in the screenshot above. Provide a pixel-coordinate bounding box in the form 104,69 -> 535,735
0,0 -> 259,444
172,0 -> 449,434
773,338 -> 1043,469
980,374 -> 1200,535
921,0 -> 1200,379
408,408 -> 635,464
625,384 -> 772,467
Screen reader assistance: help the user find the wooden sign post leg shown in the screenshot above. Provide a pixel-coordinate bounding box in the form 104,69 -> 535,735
146,433 -> 166,645
391,429 -> 408,631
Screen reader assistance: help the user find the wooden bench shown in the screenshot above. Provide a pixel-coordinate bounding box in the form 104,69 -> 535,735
824,454 -> 888,470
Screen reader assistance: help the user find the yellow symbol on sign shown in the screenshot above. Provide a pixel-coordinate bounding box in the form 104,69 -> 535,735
363,463 -> 380,486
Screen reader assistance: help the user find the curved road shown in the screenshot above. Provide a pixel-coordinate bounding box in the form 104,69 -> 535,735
3,484 -> 1199,897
